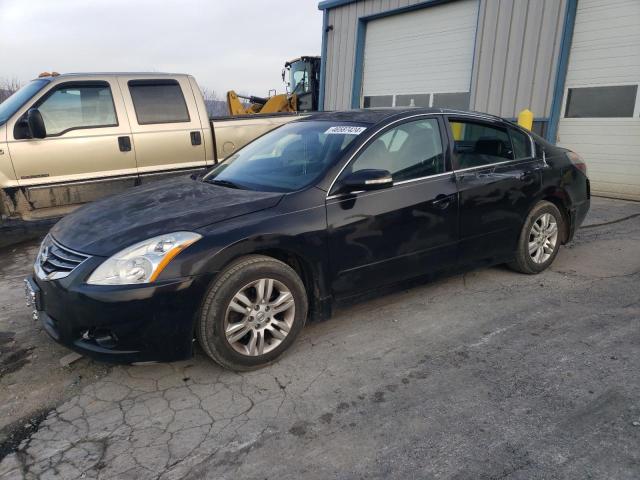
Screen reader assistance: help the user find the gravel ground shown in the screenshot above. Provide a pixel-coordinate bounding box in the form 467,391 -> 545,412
0,196 -> 638,480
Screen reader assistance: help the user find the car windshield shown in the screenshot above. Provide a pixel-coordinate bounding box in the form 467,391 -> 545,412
203,120 -> 368,192
0,79 -> 49,126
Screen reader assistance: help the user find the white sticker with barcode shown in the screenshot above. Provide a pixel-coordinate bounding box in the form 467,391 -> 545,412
324,126 -> 367,135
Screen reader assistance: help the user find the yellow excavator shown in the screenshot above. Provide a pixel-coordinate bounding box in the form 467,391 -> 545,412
226,56 -> 321,115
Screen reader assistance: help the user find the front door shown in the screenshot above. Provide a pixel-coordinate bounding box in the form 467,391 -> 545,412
119,77 -> 206,183
326,116 -> 458,296
448,117 -> 544,264
7,79 -> 137,213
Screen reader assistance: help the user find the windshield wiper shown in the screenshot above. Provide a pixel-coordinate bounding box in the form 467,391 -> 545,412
206,178 -> 246,190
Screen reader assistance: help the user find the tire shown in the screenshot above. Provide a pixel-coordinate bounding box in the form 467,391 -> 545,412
508,201 -> 564,274
196,255 -> 308,371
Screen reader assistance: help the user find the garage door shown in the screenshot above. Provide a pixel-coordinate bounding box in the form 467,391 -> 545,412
557,0 -> 640,201
361,0 -> 479,110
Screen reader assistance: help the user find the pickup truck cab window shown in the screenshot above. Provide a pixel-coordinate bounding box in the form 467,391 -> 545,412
450,120 -> 514,168
36,83 -> 117,136
128,80 -> 190,125
347,118 -> 445,182
204,121 -> 364,192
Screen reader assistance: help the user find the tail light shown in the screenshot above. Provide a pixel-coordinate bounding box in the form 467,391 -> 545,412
567,151 -> 587,177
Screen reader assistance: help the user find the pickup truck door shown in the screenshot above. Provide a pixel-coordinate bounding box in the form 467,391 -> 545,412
118,76 -> 207,183
6,78 -> 137,213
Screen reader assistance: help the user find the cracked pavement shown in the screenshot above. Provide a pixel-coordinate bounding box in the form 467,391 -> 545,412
1,196 -> 639,479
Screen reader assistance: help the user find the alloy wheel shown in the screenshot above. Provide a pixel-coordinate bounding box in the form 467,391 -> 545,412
528,213 -> 558,264
224,278 -> 295,356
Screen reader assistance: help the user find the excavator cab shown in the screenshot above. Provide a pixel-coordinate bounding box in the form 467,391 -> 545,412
227,55 -> 321,116
283,56 -> 321,112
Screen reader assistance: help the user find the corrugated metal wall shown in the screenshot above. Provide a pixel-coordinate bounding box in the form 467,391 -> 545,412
323,0 -> 567,119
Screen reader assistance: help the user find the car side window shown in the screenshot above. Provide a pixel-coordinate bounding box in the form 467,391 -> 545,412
509,127 -> 532,159
450,120 -> 513,169
36,84 -> 117,136
128,80 -> 190,125
349,118 -> 444,182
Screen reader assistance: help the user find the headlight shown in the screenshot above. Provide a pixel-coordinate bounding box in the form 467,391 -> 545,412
86,232 -> 202,285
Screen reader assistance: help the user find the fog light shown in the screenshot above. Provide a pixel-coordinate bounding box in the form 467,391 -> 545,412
94,330 -> 118,349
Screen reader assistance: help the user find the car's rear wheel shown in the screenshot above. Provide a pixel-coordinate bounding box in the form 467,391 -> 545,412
509,201 -> 563,274
197,255 -> 307,371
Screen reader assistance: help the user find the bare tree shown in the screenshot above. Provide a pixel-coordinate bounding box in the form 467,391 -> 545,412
200,86 -> 229,117
0,77 -> 21,103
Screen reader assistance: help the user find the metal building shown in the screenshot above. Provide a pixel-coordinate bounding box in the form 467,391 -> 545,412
317,0 -> 640,200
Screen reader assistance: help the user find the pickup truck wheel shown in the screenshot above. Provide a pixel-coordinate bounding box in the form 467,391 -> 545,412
509,201 -> 563,274
197,255 -> 308,371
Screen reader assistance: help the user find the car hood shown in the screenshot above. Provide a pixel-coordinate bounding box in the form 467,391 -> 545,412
51,176 -> 284,256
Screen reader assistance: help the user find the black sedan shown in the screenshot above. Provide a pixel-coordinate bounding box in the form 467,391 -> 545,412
26,108 -> 590,370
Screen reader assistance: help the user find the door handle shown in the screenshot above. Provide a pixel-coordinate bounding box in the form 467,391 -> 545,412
118,136 -> 131,152
432,194 -> 452,210
190,131 -> 202,146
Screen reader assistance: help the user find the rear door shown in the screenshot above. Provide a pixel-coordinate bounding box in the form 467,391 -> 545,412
447,116 -> 544,264
326,116 -> 458,296
7,78 -> 137,212
119,76 -> 207,183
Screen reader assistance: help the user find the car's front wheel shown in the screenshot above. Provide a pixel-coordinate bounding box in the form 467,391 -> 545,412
509,200 -> 564,274
197,255 -> 308,370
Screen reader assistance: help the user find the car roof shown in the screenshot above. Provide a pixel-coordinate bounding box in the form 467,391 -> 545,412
297,108 -> 504,125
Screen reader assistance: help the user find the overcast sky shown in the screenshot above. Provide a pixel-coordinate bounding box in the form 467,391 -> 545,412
0,0 -> 323,98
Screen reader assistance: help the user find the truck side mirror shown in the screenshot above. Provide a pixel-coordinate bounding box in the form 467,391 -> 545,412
27,108 -> 46,139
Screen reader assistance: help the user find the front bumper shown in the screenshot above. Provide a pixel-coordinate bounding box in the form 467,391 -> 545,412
28,258 -> 213,363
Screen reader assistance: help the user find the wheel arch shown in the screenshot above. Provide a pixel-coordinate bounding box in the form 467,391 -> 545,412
537,187 -> 572,244
205,238 -> 332,322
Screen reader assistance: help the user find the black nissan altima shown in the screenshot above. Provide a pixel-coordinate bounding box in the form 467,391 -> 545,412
26,108 -> 590,370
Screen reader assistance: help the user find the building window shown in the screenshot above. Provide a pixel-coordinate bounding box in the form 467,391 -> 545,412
363,92 -> 470,110
432,92 -> 470,110
128,80 -> 190,125
395,94 -> 430,107
565,85 -> 637,118
363,95 -> 393,108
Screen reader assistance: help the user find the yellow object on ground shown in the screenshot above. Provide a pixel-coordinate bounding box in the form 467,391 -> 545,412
517,109 -> 533,131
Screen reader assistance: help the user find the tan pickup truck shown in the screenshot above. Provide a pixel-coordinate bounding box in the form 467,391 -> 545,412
0,72 -> 298,222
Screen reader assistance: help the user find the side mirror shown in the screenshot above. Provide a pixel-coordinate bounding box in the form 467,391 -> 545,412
27,108 -> 46,139
336,169 -> 393,195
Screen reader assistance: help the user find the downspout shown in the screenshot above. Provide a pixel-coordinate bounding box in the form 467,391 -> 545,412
318,8 -> 329,111
547,0 -> 578,144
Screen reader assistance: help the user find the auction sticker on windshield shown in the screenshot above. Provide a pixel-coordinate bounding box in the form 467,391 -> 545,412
324,126 -> 367,135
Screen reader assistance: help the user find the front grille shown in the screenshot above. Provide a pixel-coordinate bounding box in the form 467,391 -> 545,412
36,235 -> 90,279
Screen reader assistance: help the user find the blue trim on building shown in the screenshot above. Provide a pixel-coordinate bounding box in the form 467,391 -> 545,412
350,19 -> 367,108
467,0 -> 481,103
318,9 -> 329,111
318,0 -> 357,11
349,0 -> 459,109
546,0 -> 578,144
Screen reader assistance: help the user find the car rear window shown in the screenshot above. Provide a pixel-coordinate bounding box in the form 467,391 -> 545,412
128,80 -> 190,125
